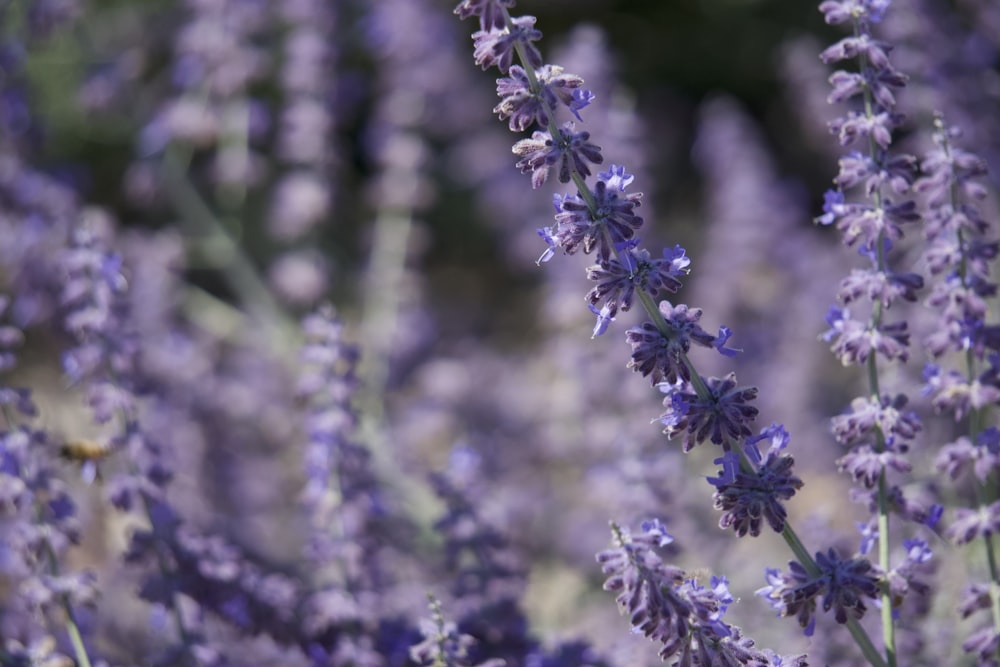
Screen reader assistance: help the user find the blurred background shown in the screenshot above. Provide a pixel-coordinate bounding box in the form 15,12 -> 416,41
3,0 -> 1000,664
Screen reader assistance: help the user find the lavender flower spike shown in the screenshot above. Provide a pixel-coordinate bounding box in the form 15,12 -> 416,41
547,165 -> 643,264
598,521 -> 800,664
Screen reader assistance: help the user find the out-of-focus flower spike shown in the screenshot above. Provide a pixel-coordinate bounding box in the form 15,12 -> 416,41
454,0 -> 516,32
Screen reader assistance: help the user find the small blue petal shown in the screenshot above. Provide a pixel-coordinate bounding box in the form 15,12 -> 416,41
598,164 -> 634,191
903,538 -> 932,564
536,227 -> 557,264
923,504 -> 943,529
816,189 -> 845,225
713,326 -> 740,357
569,88 -> 595,121
639,518 -> 674,546
589,302 -> 614,338
708,452 -> 739,487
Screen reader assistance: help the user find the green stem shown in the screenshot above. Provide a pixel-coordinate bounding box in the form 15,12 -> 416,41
780,523 -> 816,575
160,144 -> 296,351
62,598 -> 93,667
853,13 -> 897,665
359,206 -> 413,461
39,510 -> 93,667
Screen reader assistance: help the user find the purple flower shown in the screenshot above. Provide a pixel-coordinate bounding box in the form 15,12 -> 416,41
947,501 -> 1000,546
453,0 -> 516,31
587,302 -> 614,338
711,424 -> 802,536
829,198 -> 920,248
568,88 -> 595,121
922,364 -> 1000,420
495,65 -> 586,131
597,522 -> 771,663
962,626 -> 1000,665
816,189 -> 848,226
757,549 -> 879,633
659,372 -> 759,451
548,165 -> 643,263
639,518 -> 675,547
535,225 -> 558,263
830,110 -> 900,149
819,33 -> 892,67
585,243 -> 689,327
857,520 -> 879,555
837,267 -> 923,307
837,445 -> 912,488
298,306 -> 386,591
836,151 -> 916,195
819,0 -> 890,25
626,302 -> 717,385
429,471 -> 525,604
935,432 -> 1000,482
471,15 -> 543,74
915,129 -> 988,209
830,394 -> 921,447
823,306 -> 911,365
410,597 -> 504,667
712,324 -> 740,357
512,122 -> 603,188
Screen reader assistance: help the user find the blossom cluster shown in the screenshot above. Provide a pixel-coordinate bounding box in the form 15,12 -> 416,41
1,0 -> 999,666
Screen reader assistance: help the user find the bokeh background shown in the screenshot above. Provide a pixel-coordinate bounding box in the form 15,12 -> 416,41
4,0 -> 1000,664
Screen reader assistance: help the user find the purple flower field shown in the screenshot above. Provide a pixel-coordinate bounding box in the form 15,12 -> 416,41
2,0 -> 1000,665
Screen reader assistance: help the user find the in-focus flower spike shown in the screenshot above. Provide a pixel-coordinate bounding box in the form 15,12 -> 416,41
454,0 -> 516,31
548,165 -> 643,263
512,122 -> 603,189
756,549 -> 879,635
711,424 -> 803,537
658,372 -> 759,451
626,302 -> 719,385
471,15 -> 542,74
495,65 -> 588,131
585,243 -> 689,334
598,521 -> 782,665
